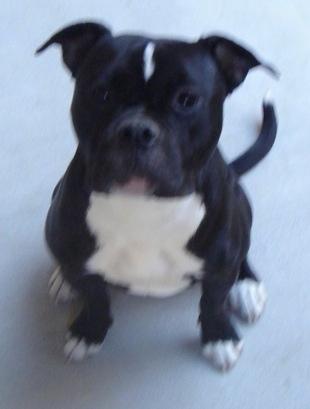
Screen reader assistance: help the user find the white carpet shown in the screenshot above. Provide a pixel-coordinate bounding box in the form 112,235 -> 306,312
1,1 -> 309,408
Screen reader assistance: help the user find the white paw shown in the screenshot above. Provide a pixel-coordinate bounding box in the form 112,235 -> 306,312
64,334 -> 103,362
228,279 -> 267,324
48,267 -> 77,304
202,340 -> 244,372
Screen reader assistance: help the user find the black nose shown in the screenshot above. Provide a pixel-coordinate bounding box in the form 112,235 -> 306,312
117,119 -> 159,150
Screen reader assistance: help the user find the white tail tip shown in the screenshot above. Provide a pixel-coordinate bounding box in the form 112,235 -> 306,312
263,89 -> 274,106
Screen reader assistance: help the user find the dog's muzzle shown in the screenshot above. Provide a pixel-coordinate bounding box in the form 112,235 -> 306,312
92,113 -> 183,195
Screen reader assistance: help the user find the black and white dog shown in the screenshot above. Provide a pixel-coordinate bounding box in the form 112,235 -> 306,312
37,22 -> 277,371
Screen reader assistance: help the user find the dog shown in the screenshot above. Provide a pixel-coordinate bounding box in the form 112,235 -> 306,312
37,22 -> 277,371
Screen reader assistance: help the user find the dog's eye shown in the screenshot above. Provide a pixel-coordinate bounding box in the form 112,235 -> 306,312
91,85 -> 109,104
174,89 -> 201,113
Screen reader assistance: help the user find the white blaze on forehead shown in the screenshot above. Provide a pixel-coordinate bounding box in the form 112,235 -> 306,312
143,42 -> 156,82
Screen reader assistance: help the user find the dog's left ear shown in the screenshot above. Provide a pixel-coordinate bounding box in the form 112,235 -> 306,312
199,36 -> 277,94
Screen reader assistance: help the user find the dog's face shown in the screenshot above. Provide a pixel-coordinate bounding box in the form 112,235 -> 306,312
37,22 -> 269,196
72,35 -> 227,196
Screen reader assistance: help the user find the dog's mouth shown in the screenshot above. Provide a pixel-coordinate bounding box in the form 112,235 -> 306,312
112,177 -> 151,195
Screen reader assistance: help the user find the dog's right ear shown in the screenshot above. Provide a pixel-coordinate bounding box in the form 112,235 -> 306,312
36,22 -> 111,77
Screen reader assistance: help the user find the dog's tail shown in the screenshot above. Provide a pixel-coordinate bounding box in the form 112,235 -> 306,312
229,92 -> 277,176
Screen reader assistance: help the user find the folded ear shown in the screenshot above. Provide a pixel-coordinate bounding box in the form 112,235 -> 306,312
36,22 -> 111,77
199,36 -> 278,94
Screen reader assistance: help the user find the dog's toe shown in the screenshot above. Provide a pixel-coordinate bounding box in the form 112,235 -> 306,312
228,279 -> 267,324
64,334 -> 103,362
202,340 -> 244,372
48,267 -> 77,304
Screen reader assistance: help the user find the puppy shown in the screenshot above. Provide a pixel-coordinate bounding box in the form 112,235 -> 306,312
37,22 -> 277,371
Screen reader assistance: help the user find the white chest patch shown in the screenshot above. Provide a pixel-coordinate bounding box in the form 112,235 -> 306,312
86,192 -> 205,297
143,42 -> 156,82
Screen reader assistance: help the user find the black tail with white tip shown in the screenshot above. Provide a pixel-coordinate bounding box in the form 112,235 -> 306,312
229,92 -> 277,176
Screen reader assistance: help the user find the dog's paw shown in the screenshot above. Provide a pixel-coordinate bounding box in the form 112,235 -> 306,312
64,333 -> 103,362
228,279 -> 267,324
48,267 -> 77,304
202,340 -> 244,372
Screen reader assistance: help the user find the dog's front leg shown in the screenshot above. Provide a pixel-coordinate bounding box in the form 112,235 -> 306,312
191,152 -> 252,371
199,219 -> 248,372
64,272 -> 113,362
200,265 -> 243,372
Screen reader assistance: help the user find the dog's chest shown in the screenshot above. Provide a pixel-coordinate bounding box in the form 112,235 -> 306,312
86,192 -> 205,297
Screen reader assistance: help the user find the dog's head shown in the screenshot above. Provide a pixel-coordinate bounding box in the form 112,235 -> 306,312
37,22 -> 274,196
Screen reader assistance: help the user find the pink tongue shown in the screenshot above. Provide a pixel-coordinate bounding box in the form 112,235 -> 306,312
120,178 -> 149,194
